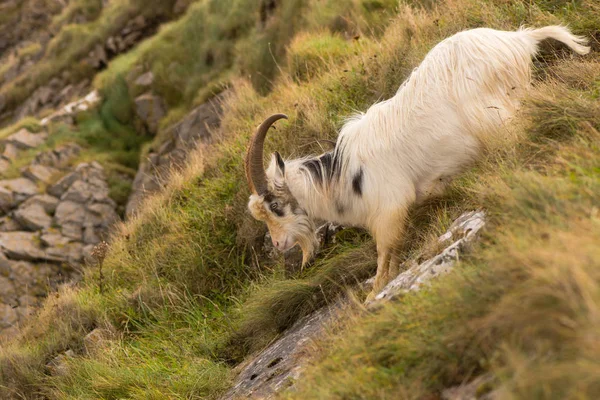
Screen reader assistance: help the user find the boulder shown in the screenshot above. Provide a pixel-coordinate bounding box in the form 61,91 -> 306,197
22,164 -> 59,184
54,200 -> 86,226
2,142 -> 19,161
40,230 -> 71,247
134,71 -> 154,87
0,231 -> 44,261
0,178 -> 38,198
83,328 -> 112,355
45,242 -> 83,264
4,128 -> 47,149
0,303 -> 18,329
14,203 -> 52,231
33,143 -> 81,168
21,194 -> 59,214
47,172 -> 80,198
0,216 -> 21,232
0,187 -> 15,213
61,180 -> 94,203
135,93 -> 166,134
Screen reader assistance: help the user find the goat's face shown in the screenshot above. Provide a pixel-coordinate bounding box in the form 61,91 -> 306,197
248,152 -> 317,263
245,114 -> 319,264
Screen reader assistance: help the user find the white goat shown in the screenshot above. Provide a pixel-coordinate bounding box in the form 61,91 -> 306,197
245,26 -> 589,296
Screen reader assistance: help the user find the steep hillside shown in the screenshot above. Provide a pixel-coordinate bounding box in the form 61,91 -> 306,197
1,0 -> 599,399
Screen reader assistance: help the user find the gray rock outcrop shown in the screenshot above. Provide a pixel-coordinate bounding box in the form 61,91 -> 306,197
126,91 -> 229,217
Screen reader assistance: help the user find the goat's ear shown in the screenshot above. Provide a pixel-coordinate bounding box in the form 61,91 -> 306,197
269,152 -> 285,182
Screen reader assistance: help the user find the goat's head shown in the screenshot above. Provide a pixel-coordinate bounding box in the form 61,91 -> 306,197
246,114 -> 317,265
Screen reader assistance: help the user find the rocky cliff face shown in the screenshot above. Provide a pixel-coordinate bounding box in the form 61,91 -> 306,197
0,94 -> 120,336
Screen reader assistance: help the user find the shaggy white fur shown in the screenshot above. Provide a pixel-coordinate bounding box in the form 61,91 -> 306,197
248,25 -> 589,294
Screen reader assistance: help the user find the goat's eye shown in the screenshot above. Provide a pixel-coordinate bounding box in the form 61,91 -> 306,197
269,202 -> 279,211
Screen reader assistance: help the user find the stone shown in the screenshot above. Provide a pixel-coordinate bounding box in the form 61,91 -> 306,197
0,187 -> 15,213
126,92 -> 227,217
0,216 -> 21,232
54,201 -> 86,236
0,303 -> 18,329
2,142 -> 19,161
47,172 -> 80,198
83,225 -> 100,245
0,159 -> 10,174
134,93 -> 166,134
61,180 -> 93,203
60,223 -> 83,241
21,194 -> 59,214
83,328 -> 112,355
87,203 -> 119,226
0,178 -> 38,198
0,275 -> 17,303
134,71 -> 154,87
0,231 -> 44,261
33,143 -> 81,168
22,164 -> 59,184
14,203 -> 52,231
4,128 -> 47,149
372,211 -> 486,304
40,230 -> 71,247
47,350 -> 75,377
45,242 -> 83,264
0,251 -> 12,277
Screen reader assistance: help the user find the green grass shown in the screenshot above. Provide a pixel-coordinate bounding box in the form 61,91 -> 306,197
1,0 -> 599,399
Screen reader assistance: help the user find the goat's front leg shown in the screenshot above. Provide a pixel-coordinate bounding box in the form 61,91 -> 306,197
367,208 -> 408,300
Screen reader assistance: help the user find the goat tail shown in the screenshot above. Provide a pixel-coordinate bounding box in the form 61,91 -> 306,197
522,25 -> 590,55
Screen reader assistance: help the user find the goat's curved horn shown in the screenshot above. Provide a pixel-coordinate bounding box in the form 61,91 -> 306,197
245,113 -> 288,195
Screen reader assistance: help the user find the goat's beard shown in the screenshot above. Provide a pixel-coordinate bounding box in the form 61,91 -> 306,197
292,216 -> 319,266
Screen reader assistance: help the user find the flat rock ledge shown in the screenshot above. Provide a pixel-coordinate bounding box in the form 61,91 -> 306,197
221,211 -> 487,399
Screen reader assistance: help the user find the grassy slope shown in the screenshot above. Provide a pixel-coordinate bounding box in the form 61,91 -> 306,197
0,0 -> 599,399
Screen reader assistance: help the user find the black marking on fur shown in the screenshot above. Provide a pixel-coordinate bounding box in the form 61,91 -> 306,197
274,151 -> 285,173
352,168 -> 363,196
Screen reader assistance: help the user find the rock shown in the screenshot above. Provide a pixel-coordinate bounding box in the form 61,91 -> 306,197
45,242 -> 83,264
0,303 -> 18,329
4,128 -> 47,149
88,43 -> 108,69
0,187 -> 15,213
9,261 -> 60,296
83,328 -> 112,355
126,92 -> 227,217
47,350 -> 75,377
87,203 -> 119,226
61,180 -> 94,203
372,211 -> 486,304
442,374 -> 496,400
21,194 -> 59,214
134,71 -> 154,87
0,178 -> 38,198
0,231 -> 44,261
0,276 -> 17,303
47,172 -> 80,198
0,159 -> 10,174
40,230 -> 71,247
54,201 -> 86,239
33,143 -> 81,168
22,164 -> 59,184
0,216 -> 21,232
134,93 -> 166,134
14,203 -> 52,231
2,142 -> 19,161
83,225 -> 100,245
